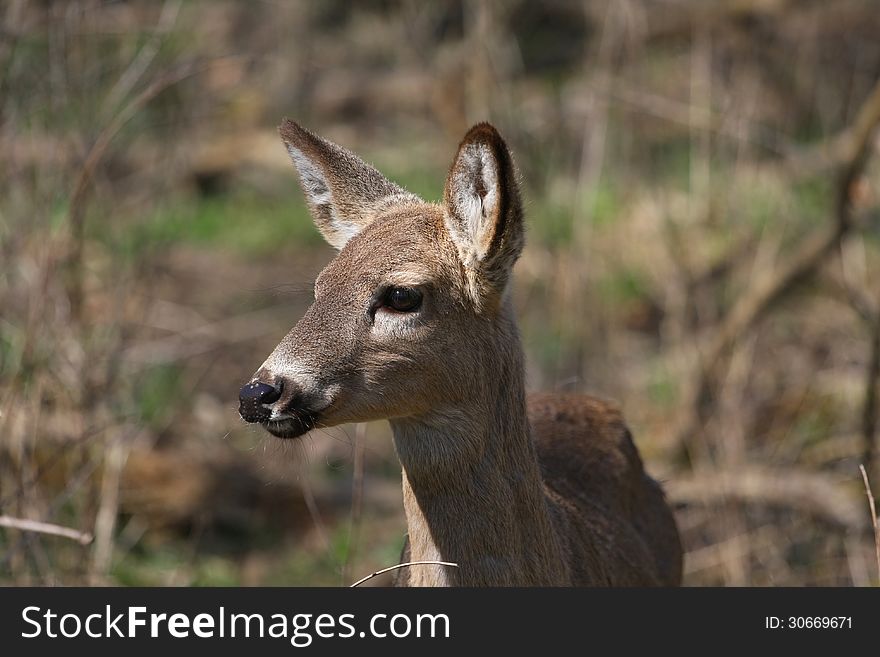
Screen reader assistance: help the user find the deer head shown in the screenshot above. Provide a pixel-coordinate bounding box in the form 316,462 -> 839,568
238,120 -> 524,439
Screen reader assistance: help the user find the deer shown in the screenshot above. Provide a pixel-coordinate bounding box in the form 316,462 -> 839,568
238,119 -> 683,586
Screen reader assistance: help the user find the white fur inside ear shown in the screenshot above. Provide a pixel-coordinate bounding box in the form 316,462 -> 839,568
446,143 -> 499,267
285,143 -> 359,248
286,143 -> 333,209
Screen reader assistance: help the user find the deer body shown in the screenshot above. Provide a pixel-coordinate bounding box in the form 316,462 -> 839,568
395,391 -> 682,586
239,120 -> 682,586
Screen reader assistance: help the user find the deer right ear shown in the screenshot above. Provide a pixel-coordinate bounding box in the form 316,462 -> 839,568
279,119 -> 419,249
444,123 -> 524,300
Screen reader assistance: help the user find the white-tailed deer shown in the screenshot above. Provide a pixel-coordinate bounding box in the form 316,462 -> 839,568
239,119 -> 683,586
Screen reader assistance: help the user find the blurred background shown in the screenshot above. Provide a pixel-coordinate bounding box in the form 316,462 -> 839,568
2,0 -> 880,587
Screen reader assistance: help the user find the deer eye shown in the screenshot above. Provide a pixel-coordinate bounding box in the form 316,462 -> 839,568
383,287 -> 422,312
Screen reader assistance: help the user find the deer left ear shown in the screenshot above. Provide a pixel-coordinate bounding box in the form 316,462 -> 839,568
279,119 -> 420,250
443,123 -> 524,298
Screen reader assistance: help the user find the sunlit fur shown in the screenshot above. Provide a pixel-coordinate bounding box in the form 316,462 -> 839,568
246,119 -> 683,586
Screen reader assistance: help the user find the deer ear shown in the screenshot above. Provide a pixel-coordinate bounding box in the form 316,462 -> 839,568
279,119 -> 419,249
443,123 -> 524,297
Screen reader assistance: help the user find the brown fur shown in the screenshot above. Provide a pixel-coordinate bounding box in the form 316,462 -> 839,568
393,393 -> 682,586
244,119 -> 683,587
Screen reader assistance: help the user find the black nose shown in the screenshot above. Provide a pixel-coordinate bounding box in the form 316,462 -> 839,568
239,381 -> 282,423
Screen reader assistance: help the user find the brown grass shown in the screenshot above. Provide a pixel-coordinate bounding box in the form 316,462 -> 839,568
2,0 -> 880,587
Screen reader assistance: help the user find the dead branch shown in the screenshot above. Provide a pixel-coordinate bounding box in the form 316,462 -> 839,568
858,465 -> 880,582
602,81 -> 791,156
784,73 -> 880,180
672,74 -> 880,453
667,468 -> 865,531
349,561 -> 459,588
634,0 -> 800,45
90,437 -> 131,581
341,422 -> 367,585
820,266 -> 876,325
0,515 -> 93,545
63,55 -> 241,322
863,315 -> 880,487
101,0 -> 183,119
821,260 -> 880,485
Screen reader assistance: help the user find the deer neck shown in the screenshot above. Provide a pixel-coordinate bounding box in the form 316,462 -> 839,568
390,317 -> 570,587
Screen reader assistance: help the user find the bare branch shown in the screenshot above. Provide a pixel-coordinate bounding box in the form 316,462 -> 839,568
349,561 -> 459,588
863,316 -> 880,488
0,516 -> 93,545
785,73 -> 880,179
673,73 -> 880,453
101,0 -> 183,118
90,438 -> 130,581
858,465 -> 880,583
341,422 -> 367,585
63,55 -> 243,321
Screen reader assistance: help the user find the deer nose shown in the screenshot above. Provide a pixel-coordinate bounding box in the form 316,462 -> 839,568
238,381 -> 282,423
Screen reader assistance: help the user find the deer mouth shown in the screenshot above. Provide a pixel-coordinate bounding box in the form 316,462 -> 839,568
262,411 -> 319,439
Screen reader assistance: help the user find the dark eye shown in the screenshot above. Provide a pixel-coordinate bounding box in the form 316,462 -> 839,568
384,287 -> 422,312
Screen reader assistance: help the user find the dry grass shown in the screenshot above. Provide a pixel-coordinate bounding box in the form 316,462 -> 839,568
2,0 -> 880,587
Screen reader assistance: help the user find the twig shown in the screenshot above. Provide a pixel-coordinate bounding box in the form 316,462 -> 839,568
673,226 -> 847,455
823,257 -> 880,485
822,266 -> 876,325
349,561 -> 459,588
90,436 -> 131,581
631,0 -> 799,46
101,0 -> 183,118
598,81 -> 790,156
341,423 -> 367,585
785,72 -> 880,179
858,465 -> 880,583
672,73 -> 880,453
63,55 -> 241,321
863,314 -> 880,488
0,516 -> 93,545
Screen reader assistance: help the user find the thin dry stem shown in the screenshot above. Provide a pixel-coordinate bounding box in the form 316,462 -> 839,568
90,437 -> 130,581
101,0 -> 183,117
349,561 -> 459,588
64,55 -> 240,321
858,464 -> 880,583
0,515 -> 93,545
787,71 -> 880,178
863,315 -> 880,487
341,422 -> 367,585
672,72 -> 880,454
